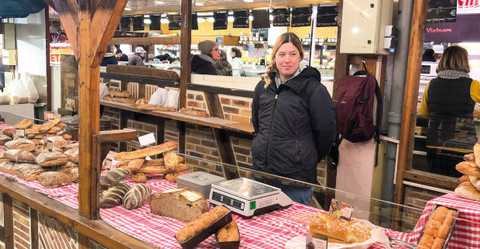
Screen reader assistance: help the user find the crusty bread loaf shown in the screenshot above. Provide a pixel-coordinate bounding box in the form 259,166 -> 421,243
179,108 -> 209,117
4,149 -> 36,163
0,134 -> 12,145
135,98 -> 148,105
309,212 -> 371,244
109,89 -> 131,98
0,161 -> 19,174
5,139 -> 35,151
100,168 -> 130,191
43,136 -> 68,148
163,151 -> 178,172
150,188 -> 209,222
459,175 -> 470,183
456,161 -> 480,177
175,206 -> 230,243
14,118 -> 32,129
3,127 -> 13,137
419,205 -> 457,248
455,182 -> 480,201
64,147 -> 78,163
464,153 -> 475,162
469,175 -> 480,191
100,182 -> 131,208
165,173 -> 179,183
418,234 -> 434,248
475,143 -> 480,167
63,142 -> 79,151
137,163 -> 188,174
113,141 -> 178,161
38,171 -> 73,187
118,159 -> 144,173
36,151 -> 69,167
142,156 -> 184,167
38,116 -> 61,133
63,166 -> 79,182
217,220 -> 240,242
62,134 -> 72,140
16,163 -> 45,181
122,183 -> 151,210
131,173 -> 147,183
135,103 -> 176,112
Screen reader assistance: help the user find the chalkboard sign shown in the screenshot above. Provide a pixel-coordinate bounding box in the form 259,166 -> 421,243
251,28 -> 269,41
252,9 -> 270,29
168,14 -> 181,30
120,17 -> 131,31
233,11 -> 249,28
132,16 -> 144,31
291,7 -> 311,27
317,5 -> 338,27
272,8 -> 290,27
150,15 -> 161,30
214,12 -> 228,30
192,14 -> 198,30
426,0 -> 456,23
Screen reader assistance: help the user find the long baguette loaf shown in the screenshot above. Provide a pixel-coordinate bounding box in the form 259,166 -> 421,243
150,188 -> 209,222
38,116 -> 61,133
100,182 -> 131,208
14,118 -> 32,129
175,206 -> 230,243
113,141 -> 178,160
100,168 -> 130,191
163,151 -> 178,172
137,163 -> 188,174
455,183 -> 480,201
456,161 -> 480,177
141,156 -> 185,167
122,183 -> 151,210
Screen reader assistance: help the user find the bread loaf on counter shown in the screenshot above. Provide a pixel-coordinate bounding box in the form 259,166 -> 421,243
13,118 -> 32,129
122,183 -> 151,210
16,163 -> 45,181
309,212 -> 371,244
100,182 -> 131,208
163,151 -> 178,172
5,139 -> 35,151
113,141 -> 178,161
150,188 -> 209,222
64,147 -> 79,163
175,206 -> 230,243
100,168 -> 130,191
217,220 -> 240,242
4,149 -> 36,163
36,151 -> 69,167
38,171 -> 73,187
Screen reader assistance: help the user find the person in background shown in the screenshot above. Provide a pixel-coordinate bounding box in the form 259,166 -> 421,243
100,45 -> 118,66
423,48 -> 437,62
155,53 -> 176,63
230,47 -> 243,77
251,32 -> 336,205
128,46 -> 146,66
214,50 -> 232,76
420,45 -> 480,176
116,49 -> 128,61
191,40 -> 220,75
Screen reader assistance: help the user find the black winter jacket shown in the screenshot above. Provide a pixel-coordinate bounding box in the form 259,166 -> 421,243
191,55 -> 218,75
251,66 -> 336,184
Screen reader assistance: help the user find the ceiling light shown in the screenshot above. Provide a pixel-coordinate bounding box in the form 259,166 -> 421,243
269,14 -> 273,21
198,17 -> 206,23
249,15 -> 253,21
161,18 -> 169,24
124,7 -> 131,11
154,1 -> 164,4
244,0 -> 254,2
207,17 -> 215,22
195,2 -> 204,6
227,16 -> 234,22
144,18 -> 151,24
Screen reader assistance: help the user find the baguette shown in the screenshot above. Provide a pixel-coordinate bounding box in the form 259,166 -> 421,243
122,183 -> 151,210
142,156 -> 184,167
455,183 -> 480,201
150,188 -> 209,222
100,182 -> 131,208
137,163 -> 188,174
179,108 -> 209,117
13,118 -> 32,129
118,159 -> 144,173
175,206 -> 230,243
113,141 -> 178,160
163,151 -> 178,172
456,161 -> 480,177
136,103 -> 176,112
109,89 -> 131,98
38,116 -> 61,133
475,143 -> 480,167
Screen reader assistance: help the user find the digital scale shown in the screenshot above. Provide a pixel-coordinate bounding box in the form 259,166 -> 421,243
209,178 -> 293,218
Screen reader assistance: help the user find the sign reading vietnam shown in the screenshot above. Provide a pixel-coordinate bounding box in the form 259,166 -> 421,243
50,43 -> 73,65
458,0 -> 480,15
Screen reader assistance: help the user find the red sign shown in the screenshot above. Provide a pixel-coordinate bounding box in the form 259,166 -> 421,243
458,0 -> 480,14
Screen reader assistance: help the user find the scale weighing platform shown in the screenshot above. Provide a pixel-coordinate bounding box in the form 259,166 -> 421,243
209,178 -> 293,218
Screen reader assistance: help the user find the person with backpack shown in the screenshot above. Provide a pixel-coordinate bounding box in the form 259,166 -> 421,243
420,45 -> 480,177
251,32 -> 336,205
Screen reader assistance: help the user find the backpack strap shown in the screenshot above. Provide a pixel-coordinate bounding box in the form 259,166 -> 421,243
373,77 -> 383,167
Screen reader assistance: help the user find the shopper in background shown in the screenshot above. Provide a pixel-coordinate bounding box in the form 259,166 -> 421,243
214,50 -> 232,76
230,47 -> 243,76
251,32 -> 336,205
115,49 -> 128,61
423,48 -> 437,62
100,45 -> 118,66
420,45 -> 480,176
128,46 -> 146,66
191,40 -> 220,75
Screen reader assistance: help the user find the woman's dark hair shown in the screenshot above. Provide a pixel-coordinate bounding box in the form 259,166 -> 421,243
116,49 -> 123,54
424,49 -> 435,58
437,46 -> 470,73
231,47 -> 242,58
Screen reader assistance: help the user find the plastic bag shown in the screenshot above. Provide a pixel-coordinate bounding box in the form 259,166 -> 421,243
22,75 -> 39,103
100,83 -> 109,100
0,90 -> 10,105
6,79 -> 29,104
148,87 -> 168,106
164,89 -> 179,109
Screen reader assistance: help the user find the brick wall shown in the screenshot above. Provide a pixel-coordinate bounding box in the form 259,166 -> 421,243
402,185 -> 445,232
102,106 -> 121,152
218,95 -> 252,123
126,119 -> 159,152
164,120 -> 179,143
38,213 -> 78,249
187,90 -> 208,113
13,201 -> 30,249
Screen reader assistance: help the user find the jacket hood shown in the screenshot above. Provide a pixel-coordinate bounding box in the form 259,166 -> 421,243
268,66 -> 321,94
191,54 -> 214,71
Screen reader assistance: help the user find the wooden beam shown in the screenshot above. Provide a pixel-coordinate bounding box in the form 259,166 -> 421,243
31,209 -> 39,249
403,170 -> 457,191
394,0 -> 427,204
2,193 -> 13,249
43,0 -> 56,11
180,0 -> 192,109
52,0 -> 79,58
45,7 -> 52,111
90,0 -> 127,66
109,36 -> 181,45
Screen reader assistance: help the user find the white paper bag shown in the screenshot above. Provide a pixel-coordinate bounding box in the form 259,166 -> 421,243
148,87 -> 168,106
163,89 -> 179,109
100,83 -> 109,100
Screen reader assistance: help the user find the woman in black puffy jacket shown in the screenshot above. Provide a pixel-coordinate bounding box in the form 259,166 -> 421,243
251,32 -> 336,205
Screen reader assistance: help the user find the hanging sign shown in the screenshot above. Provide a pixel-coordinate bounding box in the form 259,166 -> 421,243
457,0 -> 480,15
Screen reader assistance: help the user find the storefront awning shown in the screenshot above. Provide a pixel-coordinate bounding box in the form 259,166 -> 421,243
0,0 -> 46,18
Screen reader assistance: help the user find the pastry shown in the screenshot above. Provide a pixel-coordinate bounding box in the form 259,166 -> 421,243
150,188 -> 209,222
113,141 -> 178,160
100,182 -> 131,208
122,183 -> 151,210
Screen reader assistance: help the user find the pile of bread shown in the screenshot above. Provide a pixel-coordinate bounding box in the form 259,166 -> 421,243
0,118 -> 78,187
103,89 -> 136,105
135,98 -> 176,112
417,206 -> 457,249
309,212 -> 372,244
455,143 -> 480,201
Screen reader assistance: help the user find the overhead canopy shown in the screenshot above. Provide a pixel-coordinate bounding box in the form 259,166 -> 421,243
0,0 -> 46,18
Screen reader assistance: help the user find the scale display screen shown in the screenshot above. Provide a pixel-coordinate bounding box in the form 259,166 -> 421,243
211,191 -> 245,211
215,178 -> 278,199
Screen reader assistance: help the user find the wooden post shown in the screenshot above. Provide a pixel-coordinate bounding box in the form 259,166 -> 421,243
180,0 -> 192,109
394,0 -> 427,204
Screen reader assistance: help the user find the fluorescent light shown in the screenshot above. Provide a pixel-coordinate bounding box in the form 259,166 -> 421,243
198,17 -> 206,23
207,17 -> 215,22
154,1 -> 164,4
227,16 -> 234,22
195,2 -> 204,6
161,18 -> 169,24
244,0 -> 254,2
124,7 -> 131,11
249,15 -> 253,21
269,14 -> 273,21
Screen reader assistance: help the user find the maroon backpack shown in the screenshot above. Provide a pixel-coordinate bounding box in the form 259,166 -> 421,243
336,70 -> 383,143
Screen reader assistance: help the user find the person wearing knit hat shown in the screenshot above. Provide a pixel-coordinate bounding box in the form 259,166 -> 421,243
128,46 -> 146,66
191,40 -> 220,75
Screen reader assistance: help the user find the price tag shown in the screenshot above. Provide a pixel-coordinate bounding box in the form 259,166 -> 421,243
14,128 -> 25,138
307,233 -> 328,249
138,133 -> 156,147
44,111 -> 55,120
145,156 -> 152,161
329,199 -> 354,221
111,159 -> 119,167
46,137 -> 54,152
